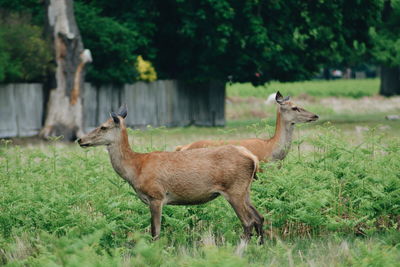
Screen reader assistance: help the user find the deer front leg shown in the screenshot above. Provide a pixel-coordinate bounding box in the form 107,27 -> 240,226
149,199 -> 163,240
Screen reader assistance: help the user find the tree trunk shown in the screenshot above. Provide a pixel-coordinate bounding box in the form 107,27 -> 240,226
379,65 -> 400,96
41,0 -> 92,141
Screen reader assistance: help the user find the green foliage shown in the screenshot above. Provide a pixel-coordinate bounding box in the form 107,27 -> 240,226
256,125 -> 400,237
0,13 -> 51,82
74,1 -> 157,84
151,0 -> 381,84
0,0 -> 45,25
227,78 -> 380,99
0,123 -> 399,265
136,55 -> 157,82
369,0 -> 400,66
64,0 -> 385,84
0,33 -> 9,81
0,0 -> 385,84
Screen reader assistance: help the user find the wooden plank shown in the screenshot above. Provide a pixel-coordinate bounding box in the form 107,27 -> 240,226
122,84 -> 136,127
0,84 -> 17,137
154,81 -> 162,125
189,82 -> 210,126
82,83 -> 98,131
132,82 -> 145,126
163,80 -> 175,126
14,83 -> 43,136
174,81 -> 191,126
156,80 -> 170,126
97,84 -> 114,123
209,81 -> 225,126
111,85 -> 121,113
147,81 -> 158,126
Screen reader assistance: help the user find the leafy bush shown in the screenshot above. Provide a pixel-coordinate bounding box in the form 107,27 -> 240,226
255,125 -> 400,238
136,55 -> 157,82
0,13 -> 51,82
74,1 -> 157,84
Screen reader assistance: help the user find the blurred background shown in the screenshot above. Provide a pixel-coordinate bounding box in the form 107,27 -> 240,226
0,0 -> 399,143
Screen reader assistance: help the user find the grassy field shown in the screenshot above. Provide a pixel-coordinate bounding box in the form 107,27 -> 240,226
1,79 -> 400,266
227,79 -> 380,98
1,123 -> 400,266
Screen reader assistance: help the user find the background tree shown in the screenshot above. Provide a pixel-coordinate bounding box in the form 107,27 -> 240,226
0,4 -> 51,82
370,0 -> 400,96
74,0 -> 157,84
0,0 -> 92,139
0,0 -> 384,87
40,0 -> 92,140
151,0 -> 380,85
72,0 -> 381,86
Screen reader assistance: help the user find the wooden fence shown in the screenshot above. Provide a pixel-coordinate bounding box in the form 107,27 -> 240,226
0,83 -> 43,138
0,80 -> 225,138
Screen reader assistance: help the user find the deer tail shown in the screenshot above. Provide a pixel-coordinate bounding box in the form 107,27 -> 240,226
175,145 -> 183,151
234,146 -> 259,180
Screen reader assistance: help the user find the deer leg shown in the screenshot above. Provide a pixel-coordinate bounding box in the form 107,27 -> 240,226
149,200 -> 163,240
248,202 -> 264,244
245,196 -> 264,244
223,193 -> 256,242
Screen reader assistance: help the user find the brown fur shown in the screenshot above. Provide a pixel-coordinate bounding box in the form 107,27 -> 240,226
78,113 -> 264,243
176,94 -> 318,164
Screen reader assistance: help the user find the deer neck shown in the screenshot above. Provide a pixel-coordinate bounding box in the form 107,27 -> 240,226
269,108 -> 294,160
106,126 -> 139,184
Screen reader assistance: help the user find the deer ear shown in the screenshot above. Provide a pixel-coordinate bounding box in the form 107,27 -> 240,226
110,112 -> 120,124
118,104 -> 128,118
276,91 -> 290,104
276,91 -> 284,104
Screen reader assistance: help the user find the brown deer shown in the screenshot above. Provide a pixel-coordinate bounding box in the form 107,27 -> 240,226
175,92 -> 318,163
77,105 -> 264,244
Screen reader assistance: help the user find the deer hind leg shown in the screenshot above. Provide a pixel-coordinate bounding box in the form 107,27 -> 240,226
149,199 -> 163,240
222,192 -> 257,242
246,198 -> 264,244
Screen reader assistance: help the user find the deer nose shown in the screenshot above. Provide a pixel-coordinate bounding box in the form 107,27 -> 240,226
76,138 -> 82,144
313,115 -> 319,119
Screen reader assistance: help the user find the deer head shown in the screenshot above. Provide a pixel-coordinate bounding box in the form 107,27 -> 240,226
275,91 -> 319,124
77,105 -> 128,147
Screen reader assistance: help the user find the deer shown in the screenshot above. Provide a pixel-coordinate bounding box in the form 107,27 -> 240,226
77,105 -> 265,244
175,92 -> 319,164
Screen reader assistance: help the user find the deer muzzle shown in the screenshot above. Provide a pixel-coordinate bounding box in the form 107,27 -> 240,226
77,138 -> 91,148
308,115 -> 319,122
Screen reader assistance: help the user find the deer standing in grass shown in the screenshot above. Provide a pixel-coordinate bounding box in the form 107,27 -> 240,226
77,105 -> 264,243
176,92 -> 319,163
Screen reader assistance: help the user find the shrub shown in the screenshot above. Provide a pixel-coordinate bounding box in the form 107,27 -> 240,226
136,55 -> 157,82
0,13 -> 51,82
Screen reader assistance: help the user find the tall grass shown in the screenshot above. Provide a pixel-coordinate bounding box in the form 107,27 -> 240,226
227,79 -> 380,98
0,123 -> 399,266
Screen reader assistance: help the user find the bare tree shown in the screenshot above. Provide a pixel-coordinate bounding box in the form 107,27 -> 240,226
41,0 -> 92,141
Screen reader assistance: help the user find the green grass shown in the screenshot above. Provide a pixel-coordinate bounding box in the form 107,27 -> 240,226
1,122 -> 399,266
227,79 -> 380,98
162,112 -> 400,149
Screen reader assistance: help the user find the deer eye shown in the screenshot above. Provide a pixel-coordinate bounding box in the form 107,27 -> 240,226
100,126 -> 108,130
